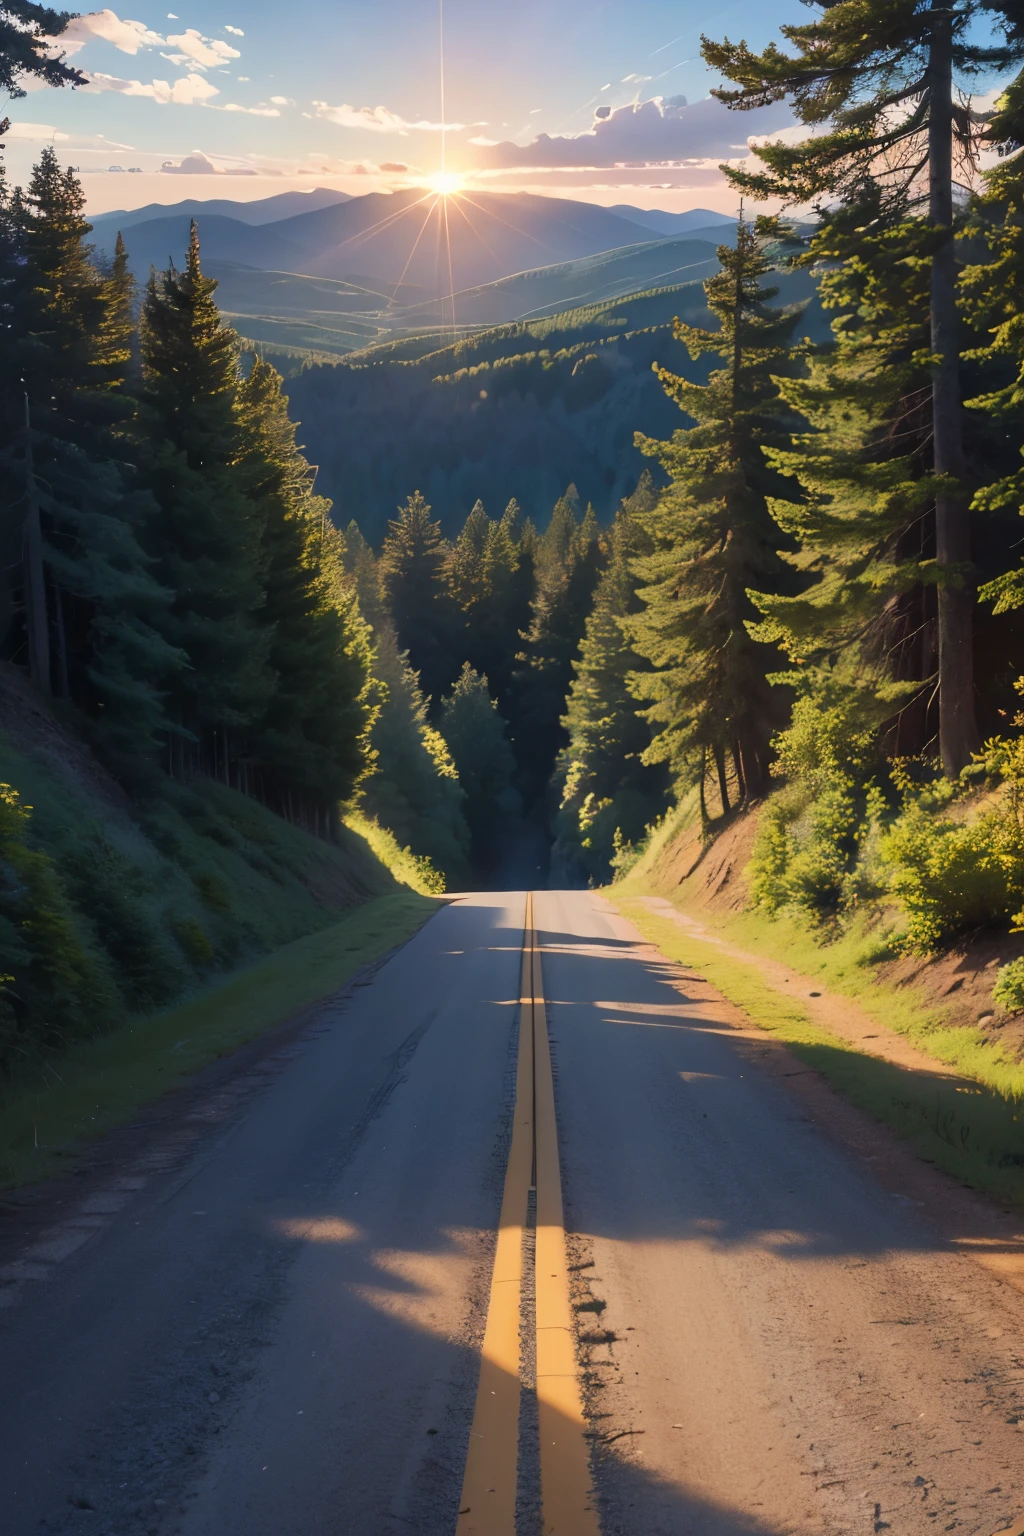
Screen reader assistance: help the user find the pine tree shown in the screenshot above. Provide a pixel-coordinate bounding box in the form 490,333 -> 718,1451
238,357 -> 375,815
445,499 -> 490,614
359,623 -> 471,885
1,153 -> 179,771
1,1 -> 85,99
509,485 -> 605,807
962,77 -> 1024,623
137,224 -> 271,763
702,0 -> 1024,772
747,203 -> 947,760
625,217 -> 800,808
379,490 -> 460,707
553,474 -> 670,885
342,520 -> 389,631
438,664 -> 522,875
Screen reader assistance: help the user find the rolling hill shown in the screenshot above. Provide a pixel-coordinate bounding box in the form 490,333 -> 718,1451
285,267 -> 826,543
205,227 -> 740,360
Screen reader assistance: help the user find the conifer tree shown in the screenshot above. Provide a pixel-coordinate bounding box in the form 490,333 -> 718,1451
445,499 -> 490,614
342,520 -> 388,631
2,153 -> 179,770
748,204 -> 947,759
359,623 -> 471,884
438,663 -> 522,874
553,474 -> 670,885
1,1 -> 85,99
702,0 -> 1024,772
379,490 -> 459,707
509,485 -> 604,806
961,78 -> 1024,624
137,224 -> 271,763
238,357 -> 375,814
626,217 -> 800,806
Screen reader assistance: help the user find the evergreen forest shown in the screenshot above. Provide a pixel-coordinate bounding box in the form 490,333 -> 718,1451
6,0 -> 1024,1080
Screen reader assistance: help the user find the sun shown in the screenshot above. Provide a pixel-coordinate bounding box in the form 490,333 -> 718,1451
427,170 -> 464,196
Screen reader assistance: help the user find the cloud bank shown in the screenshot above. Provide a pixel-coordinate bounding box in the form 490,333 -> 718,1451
465,95 -> 794,171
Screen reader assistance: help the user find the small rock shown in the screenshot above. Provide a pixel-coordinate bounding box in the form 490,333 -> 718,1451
208,1391 -> 221,1404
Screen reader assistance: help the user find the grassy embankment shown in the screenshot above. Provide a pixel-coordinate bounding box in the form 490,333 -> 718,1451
0,694 -> 440,1188
614,797 -> 1024,1204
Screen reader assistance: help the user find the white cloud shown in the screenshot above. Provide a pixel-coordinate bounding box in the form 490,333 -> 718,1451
61,10 -> 165,56
621,73 -> 651,85
466,94 -> 794,170
4,121 -> 70,141
165,29 -> 240,69
224,25 -> 244,36
269,95 -> 291,106
87,69 -> 220,104
312,100 -> 463,134
159,149 -> 256,174
221,102 -> 280,116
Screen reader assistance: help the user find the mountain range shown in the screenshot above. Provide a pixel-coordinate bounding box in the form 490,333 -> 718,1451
88,189 -> 734,296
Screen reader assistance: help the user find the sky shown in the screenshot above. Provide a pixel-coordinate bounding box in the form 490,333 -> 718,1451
3,0 -> 817,214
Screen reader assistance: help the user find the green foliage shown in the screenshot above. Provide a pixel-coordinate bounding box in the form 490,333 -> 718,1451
0,1 -> 85,98
357,622 -> 471,886
878,801 -> 1024,952
553,477 -> 670,886
438,664 -> 522,874
626,216 -> 801,802
343,811 -> 447,896
379,490 -> 461,707
509,486 -> 605,804
0,783 -> 114,1073
172,917 -> 214,968
993,957 -> 1024,1014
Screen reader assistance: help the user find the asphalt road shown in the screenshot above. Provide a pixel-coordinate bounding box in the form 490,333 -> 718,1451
1,889 -> 1023,1536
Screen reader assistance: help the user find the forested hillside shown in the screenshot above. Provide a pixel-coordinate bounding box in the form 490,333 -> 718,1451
288,266 -> 823,539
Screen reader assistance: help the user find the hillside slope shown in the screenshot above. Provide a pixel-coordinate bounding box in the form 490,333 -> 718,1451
0,664 -> 424,1082
286,268 -> 825,539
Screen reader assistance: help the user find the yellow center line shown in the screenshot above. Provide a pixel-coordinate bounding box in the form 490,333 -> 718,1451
456,894 -> 599,1535
531,917 -> 600,1536
456,897 -> 535,1534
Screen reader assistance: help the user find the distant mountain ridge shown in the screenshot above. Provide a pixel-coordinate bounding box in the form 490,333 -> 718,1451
91,189 -> 667,295
89,187 -> 351,238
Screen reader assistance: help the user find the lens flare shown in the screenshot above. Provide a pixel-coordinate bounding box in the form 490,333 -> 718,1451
428,170 -> 464,196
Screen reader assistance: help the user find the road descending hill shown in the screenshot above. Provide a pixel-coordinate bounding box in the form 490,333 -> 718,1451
2,891 -> 1022,1536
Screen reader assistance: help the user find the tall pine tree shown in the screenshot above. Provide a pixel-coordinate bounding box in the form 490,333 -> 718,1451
137,222 -> 271,766
702,0 -> 1024,772
625,217 -> 800,809
379,490 -> 460,708
553,474 -> 670,885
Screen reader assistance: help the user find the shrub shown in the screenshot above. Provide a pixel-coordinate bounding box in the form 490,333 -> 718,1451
193,871 -> 232,912
172,917 -> 215,968
61,840 -> 184,1010
993,957 -> 1024,1014
880,803 -> 1024,951
0,784 -> 116,1072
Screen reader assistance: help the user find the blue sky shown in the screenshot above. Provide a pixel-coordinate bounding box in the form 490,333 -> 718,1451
1,0 -> 831,211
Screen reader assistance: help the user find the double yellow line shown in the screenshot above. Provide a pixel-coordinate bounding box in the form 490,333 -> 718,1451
456,893 -> 599,1535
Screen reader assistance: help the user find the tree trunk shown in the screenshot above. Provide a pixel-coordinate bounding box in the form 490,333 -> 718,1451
929,0 -> 980,775
732,741 -> 746,803
54,584 -> 69,699
713,742 -> 731,816
22,396 -> 51,694
699,746 -> 709,830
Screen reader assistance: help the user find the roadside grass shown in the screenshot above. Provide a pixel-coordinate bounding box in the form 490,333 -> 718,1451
614,898 -> 1024,1207
698,904 -> 1024,1104
0,891 -> 437,1190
